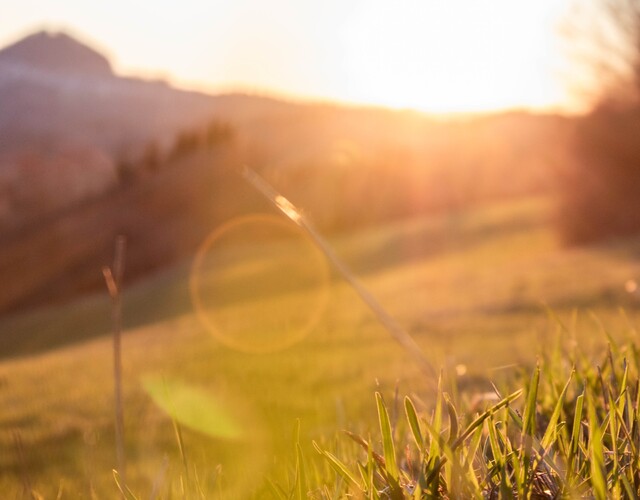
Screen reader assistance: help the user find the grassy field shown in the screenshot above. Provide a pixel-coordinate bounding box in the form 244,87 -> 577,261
1,195 -> 640,497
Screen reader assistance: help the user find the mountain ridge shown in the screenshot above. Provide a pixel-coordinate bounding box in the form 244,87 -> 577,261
0,28 -> 575,319
0,30 -> 113,77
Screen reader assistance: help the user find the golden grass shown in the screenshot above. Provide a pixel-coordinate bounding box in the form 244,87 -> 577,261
0,195 -> 639,496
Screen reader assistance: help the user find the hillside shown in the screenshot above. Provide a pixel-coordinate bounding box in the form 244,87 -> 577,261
0,30 -> 576,316
1,196 -> 639,496
0,107 -> 570,316
0,30 -> 284,232
0,30 -> 219,155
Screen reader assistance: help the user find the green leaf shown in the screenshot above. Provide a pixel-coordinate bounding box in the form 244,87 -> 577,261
429,379 -> 443,458
376,392 -> 399,480
313,441 -> 362,491
540,370 -> 573,450
620,473 -> 635,500
568,387 -> 585,478
404,396 -> 424,450
112,470 -> 139,500
265,478 -> 288,500
522,364 -> 540,440
295,443 -> 307,500
444,393 -> 459,445
587,392 -> 607,500
293,419 -> 307,500
452,390 -> 523,450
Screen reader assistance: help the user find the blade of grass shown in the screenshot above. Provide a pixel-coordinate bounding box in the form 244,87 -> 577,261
429,378 -> 443,459
343,431 -> 385,469
444,394 -> 459,445
376,392 -> 399,481
404,396 -> 424,450
541,370 -> 574,450
265,478 -> 288,500
112,470 -> 138,500
568,386 -> 585,479
242,165 -> 438,380
518,364 -> 540,495
487,415 -> 512,497
587,391 -> 607,500
295,442 -> 307,500
312,441 -> 362,491
103,236 -> 127,493
452,390 -> 523,451
422,390 -> 523,490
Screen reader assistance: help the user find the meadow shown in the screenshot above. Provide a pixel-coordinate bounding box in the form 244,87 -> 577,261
1,194 -> 639,497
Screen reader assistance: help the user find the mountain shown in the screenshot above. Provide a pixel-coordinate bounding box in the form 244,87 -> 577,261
0,30 -> 222,156
0,31 -> 113,77
0,29 -> 575,320
0,29 -> 318,313
0,30 -> 283,232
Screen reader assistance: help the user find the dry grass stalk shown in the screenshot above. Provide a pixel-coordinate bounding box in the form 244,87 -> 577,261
102,236 -> 127,494
241,165 -> 437,380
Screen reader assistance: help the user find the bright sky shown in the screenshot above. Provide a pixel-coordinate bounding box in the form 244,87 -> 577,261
1,0 -> 577,113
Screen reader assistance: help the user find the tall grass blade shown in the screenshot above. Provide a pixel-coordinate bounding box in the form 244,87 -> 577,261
569,387 -> 585,472
620,473 -> 635,499
265,478 -> 288,500
518,364 -> 539,494
112,470 -> 138,500
404,396 -> 424,450
452,390 -> 523,450
312,441 -> 362,491
295,443 -> 307,500
541,370 -> 573,450
522,364 -> 540,440
103,236 -> 127,493
587,392 -> 607,500
343,431 -> 386,468
429,379 -> 443,458
292,419 -> 307,500
242,165 -> 437,380
444,394 -> 459,445
376,392 -> 399,481
487,415 -> 512,496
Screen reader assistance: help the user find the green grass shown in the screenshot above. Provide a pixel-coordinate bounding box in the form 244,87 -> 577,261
294,322 -> 640,498
0,195 -> 639,497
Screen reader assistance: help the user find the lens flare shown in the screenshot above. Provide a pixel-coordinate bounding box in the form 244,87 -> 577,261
140,374 -> 269,498
190,214 -> 330,353
141,375 -> 243,440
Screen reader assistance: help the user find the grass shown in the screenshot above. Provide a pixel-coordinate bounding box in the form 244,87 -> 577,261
0,195 -> 639,497
285,319 -> 640,498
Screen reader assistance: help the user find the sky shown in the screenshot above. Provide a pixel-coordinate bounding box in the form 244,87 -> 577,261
1,0 -> 578,114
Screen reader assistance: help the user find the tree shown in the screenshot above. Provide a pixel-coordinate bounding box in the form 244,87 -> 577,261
141,141 -> 161,173
204,120 -> 234,148
566,0 -> 640,107
558,0 -> 640,243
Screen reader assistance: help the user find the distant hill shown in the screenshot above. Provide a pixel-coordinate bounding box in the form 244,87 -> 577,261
0,31 -> 113,77
0,29 -> 576,317
0,30 -> 220,155
0,149 -> 263,314
0,30 -> 286,231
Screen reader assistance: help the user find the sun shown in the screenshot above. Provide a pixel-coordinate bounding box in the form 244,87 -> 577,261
2,0 -> 574,114
333,0 -> 570,113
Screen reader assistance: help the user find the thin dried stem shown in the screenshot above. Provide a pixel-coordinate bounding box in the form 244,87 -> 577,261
241,166 -> 437,381
103,235 -> 127,495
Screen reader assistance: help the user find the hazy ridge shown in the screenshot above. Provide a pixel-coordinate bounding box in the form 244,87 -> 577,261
0,30 -> 574,315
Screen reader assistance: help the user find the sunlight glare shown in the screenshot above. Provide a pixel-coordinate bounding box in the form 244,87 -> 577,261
190,215 -> 330,353
2,0 -> 574,113
338,0 -> 570,112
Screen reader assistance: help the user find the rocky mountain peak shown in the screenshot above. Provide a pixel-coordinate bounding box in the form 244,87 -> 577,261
0,30 -> 113,76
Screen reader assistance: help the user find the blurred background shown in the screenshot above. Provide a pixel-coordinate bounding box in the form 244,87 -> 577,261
1,0 -> 640,497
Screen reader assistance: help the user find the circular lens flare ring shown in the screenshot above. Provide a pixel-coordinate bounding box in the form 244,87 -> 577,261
190,214 -> 330,353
